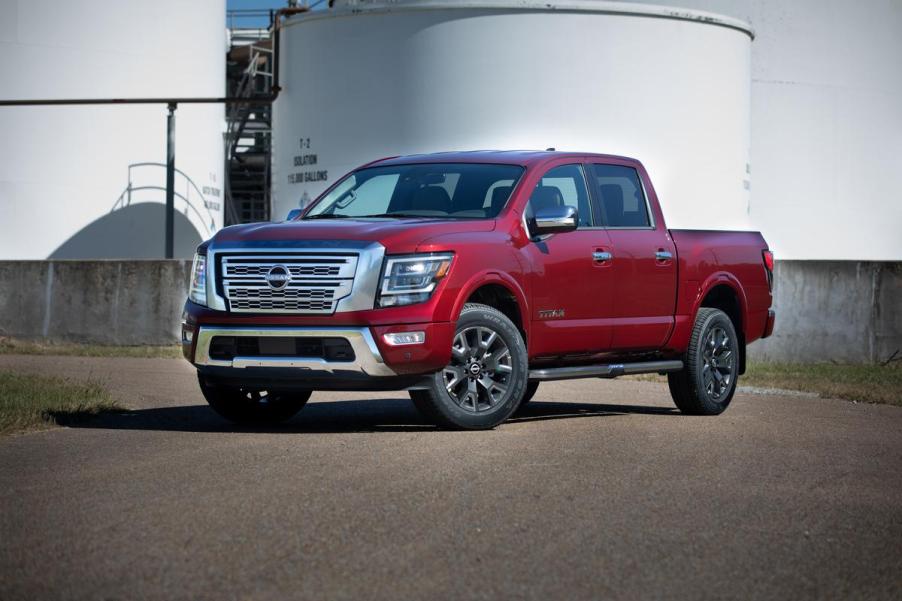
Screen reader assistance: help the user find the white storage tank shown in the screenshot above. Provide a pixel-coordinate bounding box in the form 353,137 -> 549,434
0,0 -> 226,259
608,0 -> 902,261
272,0 -> 754,233
745,0 -> 902,261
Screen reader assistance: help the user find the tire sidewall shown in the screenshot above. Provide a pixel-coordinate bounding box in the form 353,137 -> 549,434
429,305 -> 528,429
690,310 -> 739,414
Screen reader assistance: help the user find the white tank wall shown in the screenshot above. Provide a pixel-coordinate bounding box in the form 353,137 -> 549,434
589,0 -> 902,260
0,0 -> 226,259
273,1 -> 753,234
747,0 -> 902,261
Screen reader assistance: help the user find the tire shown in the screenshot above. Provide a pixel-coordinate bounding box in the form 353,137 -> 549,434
667,308 -> 739,415
410,303 -> 528,429
517,381 -> 540,410
198,374 -> 311,424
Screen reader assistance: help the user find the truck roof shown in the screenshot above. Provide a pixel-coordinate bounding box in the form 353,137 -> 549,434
368,150 -> 639,168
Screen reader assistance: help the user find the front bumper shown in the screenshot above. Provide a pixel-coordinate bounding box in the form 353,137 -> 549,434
192,325 -> 396,376
182,315 -> 455,390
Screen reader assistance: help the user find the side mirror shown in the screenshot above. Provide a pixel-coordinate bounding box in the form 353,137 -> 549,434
285,208 -> 303,221
532,205 -> 578,236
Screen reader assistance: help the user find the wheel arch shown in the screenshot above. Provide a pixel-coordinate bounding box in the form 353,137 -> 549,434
453,273 -> 529,345
696,275 -> 748,374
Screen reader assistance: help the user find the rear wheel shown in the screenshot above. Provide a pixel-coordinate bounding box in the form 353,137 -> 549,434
668,308 -> 739,415
410,303 -> 528,429
198,375 -> 311,424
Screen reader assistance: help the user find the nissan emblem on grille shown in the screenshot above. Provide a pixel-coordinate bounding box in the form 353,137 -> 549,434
265,265 -> 291,290
219,253 -> 360,315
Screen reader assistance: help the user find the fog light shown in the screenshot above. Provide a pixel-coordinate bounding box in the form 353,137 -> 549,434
383,331 -> 426,346
182,325 -> 194,344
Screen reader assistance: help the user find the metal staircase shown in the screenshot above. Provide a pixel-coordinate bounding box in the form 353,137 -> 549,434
224,40 -> 274,224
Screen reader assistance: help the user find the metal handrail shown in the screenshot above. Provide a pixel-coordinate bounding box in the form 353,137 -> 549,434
122,186 -> 213,237
113,163 -> 217,236
129,162 -> 218,224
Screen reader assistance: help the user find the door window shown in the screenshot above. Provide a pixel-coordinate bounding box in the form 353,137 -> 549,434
526,164 -> 593,227
589,164 -> 651,228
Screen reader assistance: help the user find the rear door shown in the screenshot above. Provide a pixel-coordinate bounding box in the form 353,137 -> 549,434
586,162 -> 677,350
522,162 -> 615,357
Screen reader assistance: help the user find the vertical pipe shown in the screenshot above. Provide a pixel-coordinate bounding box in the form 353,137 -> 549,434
165,102 -> 177,259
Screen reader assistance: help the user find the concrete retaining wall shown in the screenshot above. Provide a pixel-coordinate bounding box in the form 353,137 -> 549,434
748,261 -> 902,364
0,260 -> 899,363
0,261 -> 191,346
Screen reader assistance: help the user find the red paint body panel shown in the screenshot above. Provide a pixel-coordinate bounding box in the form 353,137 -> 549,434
186,151 -> 773,376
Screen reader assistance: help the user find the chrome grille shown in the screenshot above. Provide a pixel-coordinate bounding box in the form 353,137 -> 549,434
220,253 -> 358,314
224,264 -> 341,278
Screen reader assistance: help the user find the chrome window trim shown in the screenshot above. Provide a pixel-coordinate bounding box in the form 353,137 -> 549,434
193,325 -> 397,377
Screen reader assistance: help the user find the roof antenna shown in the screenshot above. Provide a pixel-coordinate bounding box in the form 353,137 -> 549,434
546,147 -> 555,151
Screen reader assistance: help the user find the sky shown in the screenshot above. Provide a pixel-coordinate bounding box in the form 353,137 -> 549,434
227,0 -> 328,28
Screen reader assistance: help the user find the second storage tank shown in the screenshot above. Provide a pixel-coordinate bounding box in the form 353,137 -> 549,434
272,0 -> 754,232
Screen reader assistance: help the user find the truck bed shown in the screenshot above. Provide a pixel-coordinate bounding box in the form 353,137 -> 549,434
669,229 -> 772,347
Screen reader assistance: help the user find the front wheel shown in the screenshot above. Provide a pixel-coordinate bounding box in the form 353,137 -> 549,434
410,303 -> 528,429
198,375 -> 311,424
515,381 -> 540,412
667,308 -> 739,415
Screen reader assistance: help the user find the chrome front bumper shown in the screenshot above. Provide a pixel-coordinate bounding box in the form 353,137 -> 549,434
192,326 -> 397,377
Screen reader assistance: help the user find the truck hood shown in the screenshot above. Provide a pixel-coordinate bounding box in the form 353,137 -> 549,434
209,218 -> 495,253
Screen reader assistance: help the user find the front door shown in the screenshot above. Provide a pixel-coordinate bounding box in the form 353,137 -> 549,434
586,162 -> 678,351
522,163 -> 615,357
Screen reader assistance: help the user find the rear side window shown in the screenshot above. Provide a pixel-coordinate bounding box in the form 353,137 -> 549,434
589,164 -> 651,228
526,164 -> 593,227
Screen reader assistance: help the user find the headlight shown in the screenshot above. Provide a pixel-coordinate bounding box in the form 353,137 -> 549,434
189,253 -> 207,307
378,253 -> 453,307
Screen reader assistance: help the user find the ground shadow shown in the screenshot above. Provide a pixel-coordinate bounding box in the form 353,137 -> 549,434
59,399 -> 678,434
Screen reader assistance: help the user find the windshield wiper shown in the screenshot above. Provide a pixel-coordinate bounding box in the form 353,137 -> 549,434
357,212 -> 439,219
302,213 -> 352,220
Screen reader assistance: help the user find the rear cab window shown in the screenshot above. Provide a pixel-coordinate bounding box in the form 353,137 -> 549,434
588,164 -> 651,228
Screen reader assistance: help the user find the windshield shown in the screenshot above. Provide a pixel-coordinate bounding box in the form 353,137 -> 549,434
304,163 -> 525,220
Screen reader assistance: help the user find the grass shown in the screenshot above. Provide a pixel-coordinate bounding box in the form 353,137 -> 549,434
629,361 -> 902,406
0,371 -> 122,436
741,361 -> 902,406
1,337 -> 899,407
0,337 -> 182,359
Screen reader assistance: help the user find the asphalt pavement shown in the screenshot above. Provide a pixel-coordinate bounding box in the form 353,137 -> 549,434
1,354 -> 900,600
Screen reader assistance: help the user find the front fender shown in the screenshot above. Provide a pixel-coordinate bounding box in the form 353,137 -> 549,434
450,270 -> 530,335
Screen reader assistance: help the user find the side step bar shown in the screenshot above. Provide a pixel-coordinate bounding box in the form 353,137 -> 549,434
528,360 -> 684,382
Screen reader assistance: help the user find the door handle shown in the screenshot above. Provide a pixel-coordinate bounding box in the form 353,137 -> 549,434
655,250 -> 673,261
593,251 -> 613,262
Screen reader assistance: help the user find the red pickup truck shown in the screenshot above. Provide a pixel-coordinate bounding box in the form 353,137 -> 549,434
182,151 -> 775,429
